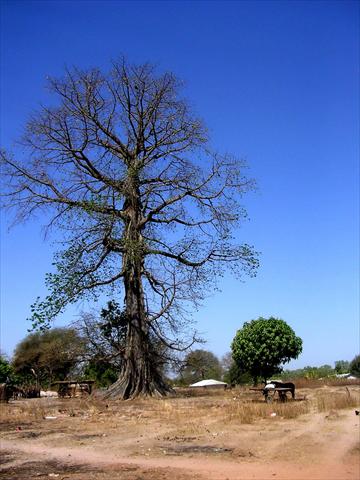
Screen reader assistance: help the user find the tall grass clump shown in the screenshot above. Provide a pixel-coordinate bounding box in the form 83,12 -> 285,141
0,400 -> 49,421
223,400 -> 310,424
316,390 -> 360,412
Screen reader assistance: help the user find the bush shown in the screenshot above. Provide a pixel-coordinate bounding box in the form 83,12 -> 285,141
0,355 -> 14,383
350,354 -> 360,377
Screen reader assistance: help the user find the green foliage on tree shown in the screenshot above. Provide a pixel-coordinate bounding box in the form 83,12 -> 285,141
312,364 -> 333,378
12,328 -> 85,388
76,301 -> 131,387
231,317 -> 303,384
76,301 -> 127,374
98,301 -> 128,349
0,355 -> 15,383
77,300 -> 170,386
334,360 -> 350,374
83,361 -> 118,388
350,354 -> 360,377
223,361 -> 252,385
221,352 -> 251,385
281,361 -> 355,380
179,349 -> 222,385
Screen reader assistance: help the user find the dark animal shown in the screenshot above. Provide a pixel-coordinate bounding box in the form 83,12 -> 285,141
21,386 -> 40,398
269,381 -> 296,399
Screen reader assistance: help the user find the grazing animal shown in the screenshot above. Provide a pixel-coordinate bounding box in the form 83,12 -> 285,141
22,386 -> 41,398
269,380 -> 296,399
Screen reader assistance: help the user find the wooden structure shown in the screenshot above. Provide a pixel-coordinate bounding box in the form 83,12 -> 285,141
52,380 -> 95,398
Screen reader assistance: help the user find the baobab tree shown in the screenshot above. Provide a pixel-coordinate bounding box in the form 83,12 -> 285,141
1,59 -> 259,399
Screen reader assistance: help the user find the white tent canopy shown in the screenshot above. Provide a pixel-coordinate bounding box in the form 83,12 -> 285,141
189,379 -> 227,387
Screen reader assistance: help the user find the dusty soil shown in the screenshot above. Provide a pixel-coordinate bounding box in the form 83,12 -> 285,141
1,385 -> 359,480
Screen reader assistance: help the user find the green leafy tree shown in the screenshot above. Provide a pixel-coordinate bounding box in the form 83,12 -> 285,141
83,361 -> 118,388
179,349 -> 222,384
317,364 -> 334,378
224,362 -> 252,385
303,366 -> 320,379
0,355 -> 15,383
296,365 -> 334,379
350,354 -> 360,377
75,301 -> 128,374
221,351 -> 251,384
334,360 -> 350,374
12,328 -> 85,388
1,59 -> 258,399
231,317 -> 303,384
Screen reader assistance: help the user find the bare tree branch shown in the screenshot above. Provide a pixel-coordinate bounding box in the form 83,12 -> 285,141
1,59 -> 258,399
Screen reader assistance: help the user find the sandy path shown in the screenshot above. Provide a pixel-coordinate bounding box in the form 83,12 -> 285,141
261,408 -> 359,464
2,410 -> 359,480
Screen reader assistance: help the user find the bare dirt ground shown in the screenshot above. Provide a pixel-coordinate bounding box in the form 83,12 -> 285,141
1,385 -> 359,480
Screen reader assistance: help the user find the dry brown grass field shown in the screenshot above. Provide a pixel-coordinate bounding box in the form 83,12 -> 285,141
1,383 -> 359,480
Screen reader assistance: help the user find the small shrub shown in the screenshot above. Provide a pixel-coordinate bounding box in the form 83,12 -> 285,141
350,354 -> 360,377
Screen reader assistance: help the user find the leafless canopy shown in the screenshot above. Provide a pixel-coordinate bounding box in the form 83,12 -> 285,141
1,59 -> 258,398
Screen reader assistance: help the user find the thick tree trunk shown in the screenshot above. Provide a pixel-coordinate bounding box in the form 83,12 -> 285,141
104,175 -> 173,400
103,321 -> 172,399
103,268 -> 172,399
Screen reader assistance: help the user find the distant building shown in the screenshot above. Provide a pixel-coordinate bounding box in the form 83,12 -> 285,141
335,373 -> 357,379
189,379 -> 227,388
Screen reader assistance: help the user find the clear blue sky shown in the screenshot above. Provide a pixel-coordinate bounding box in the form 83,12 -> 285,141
1,0 -> 359,368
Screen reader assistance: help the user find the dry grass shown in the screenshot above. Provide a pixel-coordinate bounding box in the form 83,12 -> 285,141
220,399 -> 311,423
133,393 -> 311,427
315,388 -> 360,412
0,399 -> 49,422
0,396 -> 110,424
152,385 -> 359,425
1,384 -> 359,431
